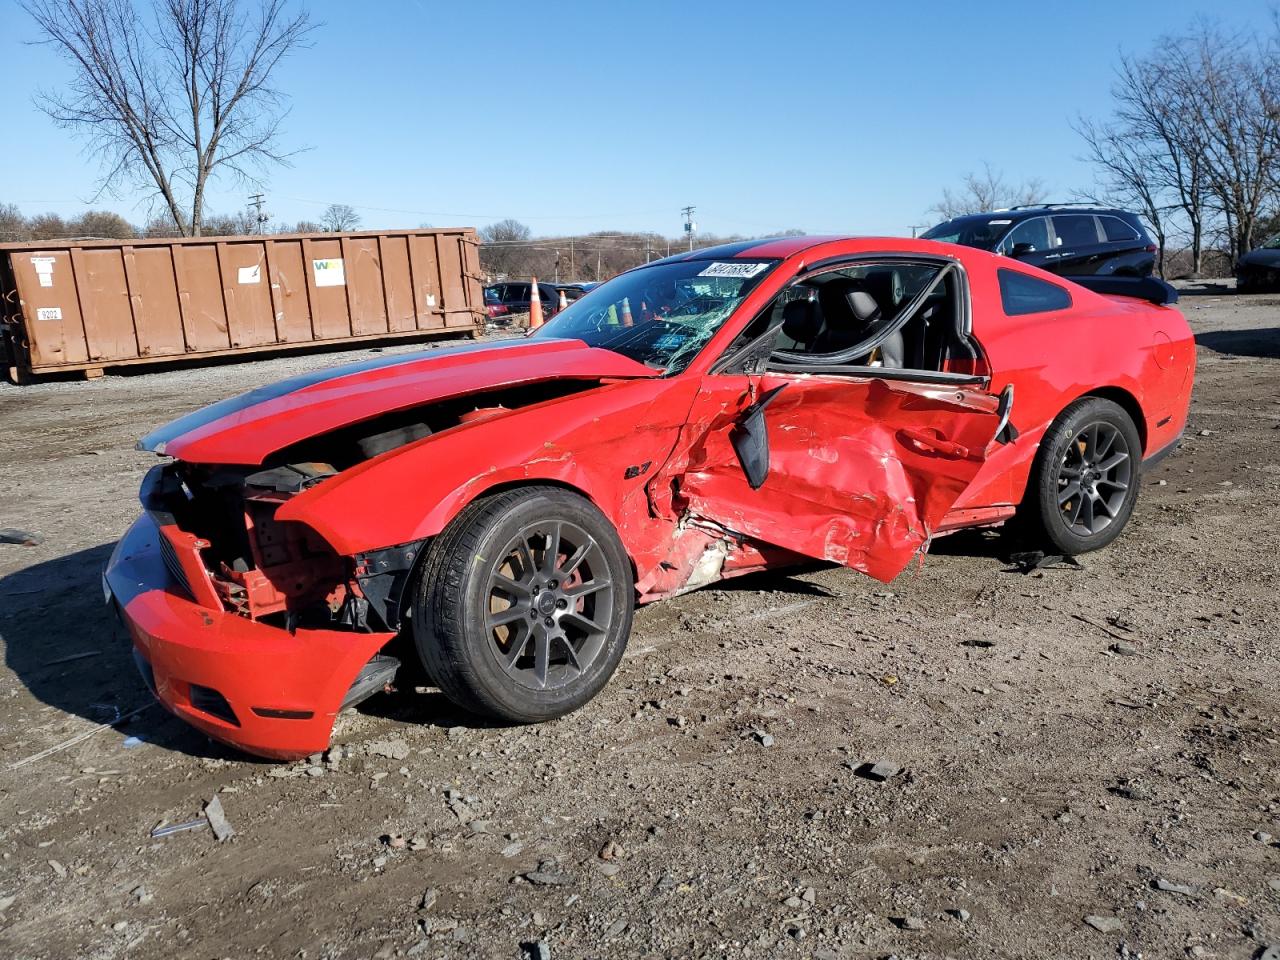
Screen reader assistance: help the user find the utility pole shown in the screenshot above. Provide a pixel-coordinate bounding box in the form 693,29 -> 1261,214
569,239 -> 574,281
681,205 -> 696,252
248,193 -> 269,234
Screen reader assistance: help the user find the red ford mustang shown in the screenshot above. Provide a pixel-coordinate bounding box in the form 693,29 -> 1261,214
105,236 -> 1195,759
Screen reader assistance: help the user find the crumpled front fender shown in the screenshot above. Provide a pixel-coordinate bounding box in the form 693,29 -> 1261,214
276,376 -> 700,570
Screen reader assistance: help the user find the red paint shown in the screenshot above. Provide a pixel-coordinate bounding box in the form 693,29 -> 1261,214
109,237 -> 1196,758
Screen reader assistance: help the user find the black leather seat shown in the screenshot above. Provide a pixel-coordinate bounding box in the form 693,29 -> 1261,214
780,298 -> 822,349
811,277 -> 906,366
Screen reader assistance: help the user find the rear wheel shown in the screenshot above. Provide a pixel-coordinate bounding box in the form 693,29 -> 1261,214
413,486 -> 633,723
1022,397 -> 1142,555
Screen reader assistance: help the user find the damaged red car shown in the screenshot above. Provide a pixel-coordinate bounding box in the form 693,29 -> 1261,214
104,236 -> 1195,759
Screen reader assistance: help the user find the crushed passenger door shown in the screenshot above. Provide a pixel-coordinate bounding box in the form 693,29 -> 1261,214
666,372 -> 1004,582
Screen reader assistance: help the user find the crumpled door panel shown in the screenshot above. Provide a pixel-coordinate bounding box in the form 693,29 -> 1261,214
666,374 -> 1001,582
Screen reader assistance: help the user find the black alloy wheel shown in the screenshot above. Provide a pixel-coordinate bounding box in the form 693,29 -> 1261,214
413,486 -> 633,723
1023,396 -> 1143,555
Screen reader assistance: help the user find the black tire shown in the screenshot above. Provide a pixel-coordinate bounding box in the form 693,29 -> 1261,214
413,486 -> 633,723
1021,397 -> 1142,555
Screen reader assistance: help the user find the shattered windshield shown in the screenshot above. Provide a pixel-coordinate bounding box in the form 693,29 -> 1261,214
532,259 -> 777,373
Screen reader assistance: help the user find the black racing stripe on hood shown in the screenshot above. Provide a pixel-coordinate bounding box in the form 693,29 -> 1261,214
136,338 -> 531,454
642,237 -> 783,268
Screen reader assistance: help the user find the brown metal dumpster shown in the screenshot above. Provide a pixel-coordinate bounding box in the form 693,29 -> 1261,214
0,228 -> 484,381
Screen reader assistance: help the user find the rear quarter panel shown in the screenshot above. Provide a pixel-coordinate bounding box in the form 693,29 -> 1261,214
955,259 -> 1194,510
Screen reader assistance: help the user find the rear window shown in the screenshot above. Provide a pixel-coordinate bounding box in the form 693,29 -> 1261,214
1051,215 -> 1101,247
1101,216 -> 1141,242
998,269 -> 1072,316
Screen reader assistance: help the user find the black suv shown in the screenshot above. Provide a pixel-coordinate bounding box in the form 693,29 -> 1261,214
922,204 -> 1156,277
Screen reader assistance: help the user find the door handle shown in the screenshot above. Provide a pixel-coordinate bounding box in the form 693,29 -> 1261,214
900,427 -> 970,459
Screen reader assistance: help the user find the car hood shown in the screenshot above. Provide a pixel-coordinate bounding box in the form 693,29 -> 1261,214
139,337 -> 660,465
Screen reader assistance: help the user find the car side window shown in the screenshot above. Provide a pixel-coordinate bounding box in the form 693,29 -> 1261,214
1051,215 -> 1102,247
1101,216 -> 1140,242
998,269 -> 1072,315
504,283 -> 528,302
1001,217 -> 1050,253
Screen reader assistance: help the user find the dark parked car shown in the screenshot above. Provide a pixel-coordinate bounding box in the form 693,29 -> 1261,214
922,205 -> 1156,277
1235,236 -> 1280,291
555,282 -> 599,303
483,281 -> 562,321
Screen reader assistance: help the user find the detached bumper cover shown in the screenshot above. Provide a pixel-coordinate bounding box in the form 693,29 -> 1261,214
105,514 -> 395,760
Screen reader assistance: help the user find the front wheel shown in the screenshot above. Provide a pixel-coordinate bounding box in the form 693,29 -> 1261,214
1021,397 -> 1142,555
413,486 -> 633,723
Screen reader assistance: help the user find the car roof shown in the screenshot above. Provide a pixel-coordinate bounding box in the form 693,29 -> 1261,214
936,206 -> 1133,224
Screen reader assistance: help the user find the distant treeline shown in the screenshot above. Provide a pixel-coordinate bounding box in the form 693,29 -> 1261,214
0,203 -> 324,242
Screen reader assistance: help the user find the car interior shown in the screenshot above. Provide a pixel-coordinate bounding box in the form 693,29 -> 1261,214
717,260 -> 983,381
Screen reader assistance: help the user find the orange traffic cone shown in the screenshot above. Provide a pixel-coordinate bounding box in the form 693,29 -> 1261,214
621,297 -> 634,327
528,276 -> 543,330
557,289 -> 568,312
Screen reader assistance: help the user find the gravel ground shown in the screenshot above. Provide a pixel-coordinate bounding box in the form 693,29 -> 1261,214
0,283 -> 1277,960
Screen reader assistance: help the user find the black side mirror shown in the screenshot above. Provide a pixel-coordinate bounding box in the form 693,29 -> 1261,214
1010,242 -> 1035,258
730,385 -> 787,489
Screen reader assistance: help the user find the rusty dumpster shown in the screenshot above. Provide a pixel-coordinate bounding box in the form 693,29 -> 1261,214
0,228 -> 484,381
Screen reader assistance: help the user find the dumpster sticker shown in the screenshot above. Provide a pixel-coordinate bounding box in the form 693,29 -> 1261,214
312,258 -> 346,287
238,264 -> 262,285
31,256 -> 55,287
36,307 -> 63,321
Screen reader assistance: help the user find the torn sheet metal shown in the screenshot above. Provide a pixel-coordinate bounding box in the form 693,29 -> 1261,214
655,374 -> 1001,583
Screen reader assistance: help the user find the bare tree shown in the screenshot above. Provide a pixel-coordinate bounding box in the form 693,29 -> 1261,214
1113,49 -> 1210,273
1074,116 -> 1171,275
24,0 -> 314,237
0,204 -> 29,241
930,163 -> 1047,219
1181,23 -> 1280,258
478,219 -> 532,278
320,203 -> 360,232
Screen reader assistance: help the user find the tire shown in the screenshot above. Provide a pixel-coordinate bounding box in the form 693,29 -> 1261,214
1021,397 -> 1142,555
413,486 -> 633,723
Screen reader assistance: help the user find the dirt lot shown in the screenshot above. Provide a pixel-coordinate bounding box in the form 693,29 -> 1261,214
1,285 -> 1277,960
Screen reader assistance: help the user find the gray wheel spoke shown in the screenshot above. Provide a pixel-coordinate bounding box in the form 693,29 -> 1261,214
1098,451 -> 1129,473
1066,493 -> 1085,527
487,606 -> 526,629
564,578 -> 611,600
542,522 -> 562,575
503,631 -> 530,668
1098,477 -> 1128,491
561,609 -> 605,636
1084,424 -> 1100,460
1058,481 -> 1082,506
559,635 -> 582,672
1096,426 -> 1118,459
558,541 -> 592,578
492,574 -> 529,599
1094,493 -> 1117,518
1079,491 -> 1096,530
1059,464 -> 1083,479
533,631 -> 550,687
516,538 -> 536,579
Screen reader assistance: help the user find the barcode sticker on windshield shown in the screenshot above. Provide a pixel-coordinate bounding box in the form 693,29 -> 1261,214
697,262 -> 769,279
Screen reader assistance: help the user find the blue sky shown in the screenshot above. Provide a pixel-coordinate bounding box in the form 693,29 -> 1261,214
0,0 -> 1274,238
